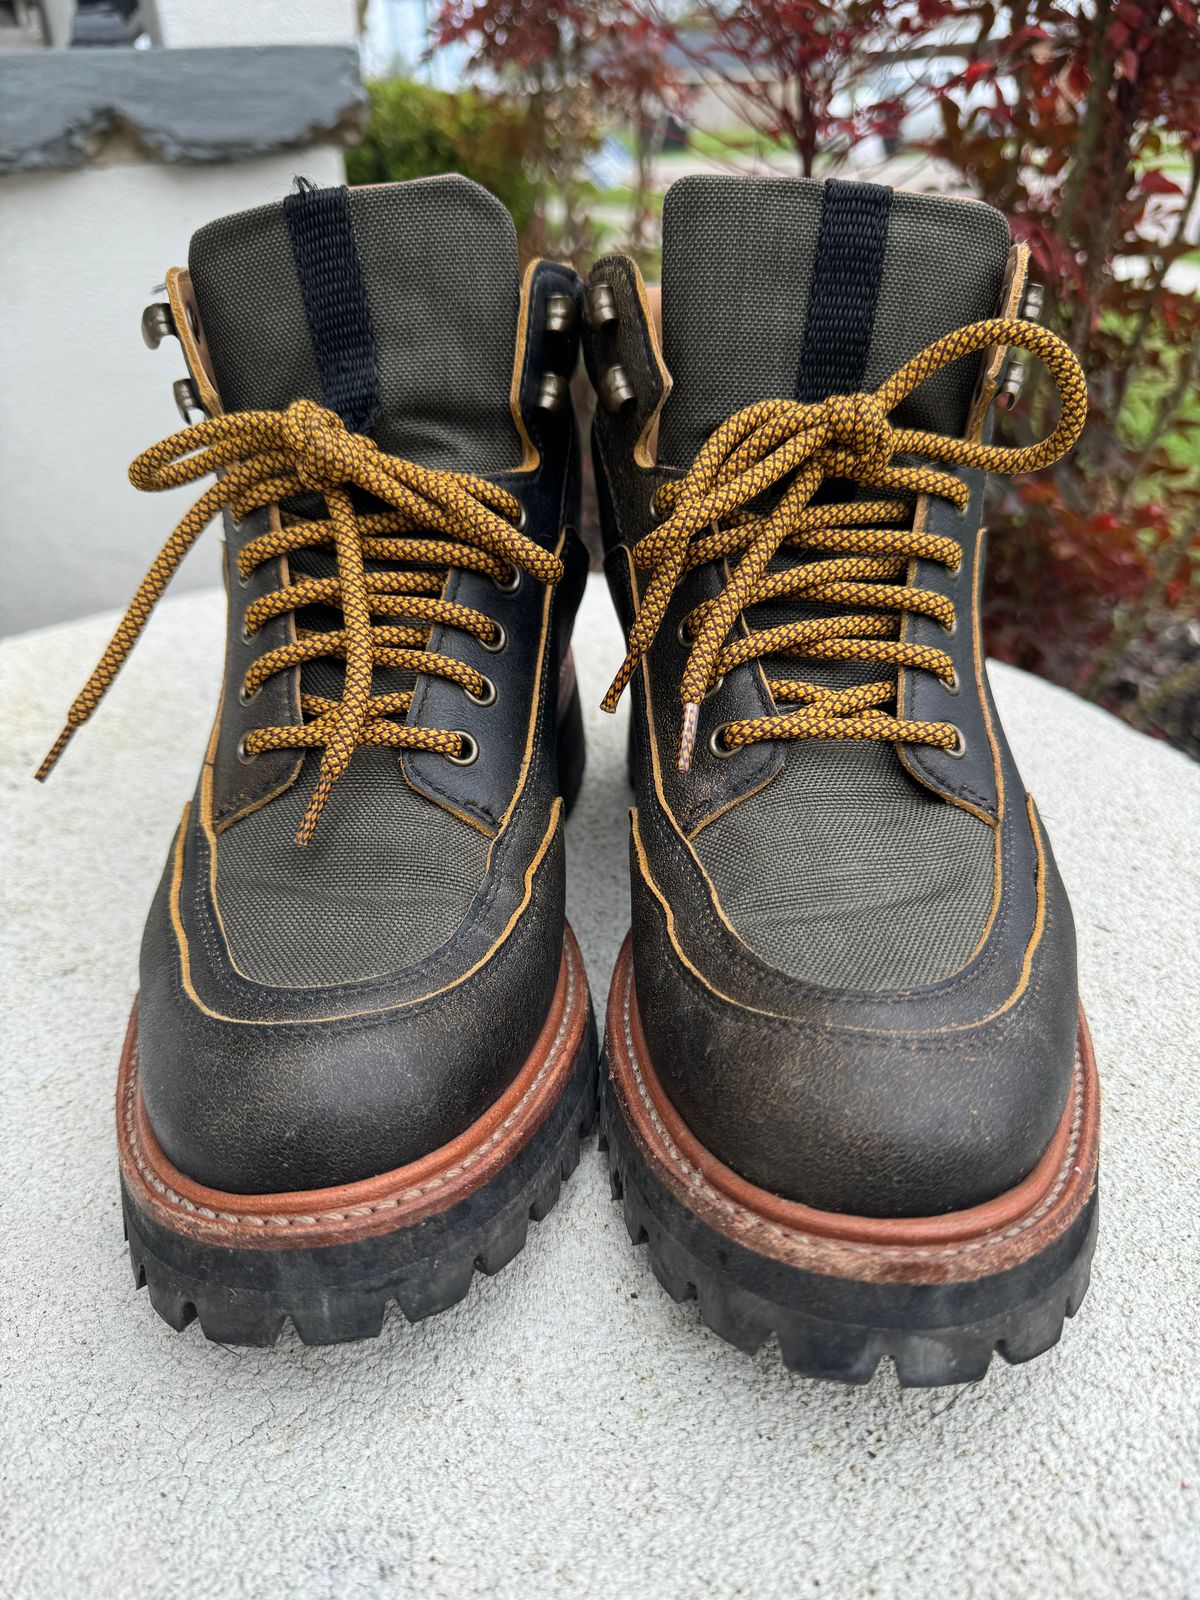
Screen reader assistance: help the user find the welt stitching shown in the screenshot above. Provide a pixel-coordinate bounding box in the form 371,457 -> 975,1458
620,963 -> 1086,1264
125,943 -> 580,1230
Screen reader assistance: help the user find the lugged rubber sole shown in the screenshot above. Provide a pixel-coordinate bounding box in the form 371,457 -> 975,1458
119,929 -> 598,1346
601,938 -> 1100,1387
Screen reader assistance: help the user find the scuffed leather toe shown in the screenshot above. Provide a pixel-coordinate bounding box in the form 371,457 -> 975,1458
135,808 -> 565,1194
628,814 -> 1079,1219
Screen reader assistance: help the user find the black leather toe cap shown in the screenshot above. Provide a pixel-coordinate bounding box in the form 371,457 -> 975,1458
629,820 -> 1079,1219
135,812 -> 566,1195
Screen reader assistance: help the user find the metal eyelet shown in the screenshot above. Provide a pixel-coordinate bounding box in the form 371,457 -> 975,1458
649,489 -> 665,525
708,725 -> 738,759
238,682 -> 259,706
240,623 -> 255,644
492,566 -> 522,595
236,735 -> 257,764
447,732 -> 479,767
534,373 -> 570,414
675,618 -> 693,648
544,292 -> 578,336
173,378 -> 204,425
942,668 -> 960,696
511,504 -> 528,532
481,621 -> 508,654
946,728 -> 968,759
598,364 -> 636,414
141,302 -> 175,349
467,675 -> 497,707
705,674 -> 726,701
237,568 -> 252,589
943,614 -> 958,638
584,282 -> 618,331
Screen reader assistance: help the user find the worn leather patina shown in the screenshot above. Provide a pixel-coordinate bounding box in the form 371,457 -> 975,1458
584,182 -> 1086,1220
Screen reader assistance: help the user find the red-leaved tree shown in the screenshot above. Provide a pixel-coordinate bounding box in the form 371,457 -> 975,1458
916,1 -> 1200,749
662,1 -> 901,176
433,0 -> 679,257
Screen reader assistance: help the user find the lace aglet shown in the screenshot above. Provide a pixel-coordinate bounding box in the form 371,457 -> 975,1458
34,725 -> 74,782
601,662 -> 634,715
677,702 -> 700,774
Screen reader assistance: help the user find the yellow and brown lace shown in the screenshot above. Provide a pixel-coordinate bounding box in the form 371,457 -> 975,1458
602,317 -> 1088,772
36,398 -> 562,843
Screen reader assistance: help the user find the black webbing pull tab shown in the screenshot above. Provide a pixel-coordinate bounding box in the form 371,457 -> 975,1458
283,178 -> 382,436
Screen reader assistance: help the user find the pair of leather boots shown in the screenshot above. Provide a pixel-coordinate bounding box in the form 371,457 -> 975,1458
42,174 -> 1099,1387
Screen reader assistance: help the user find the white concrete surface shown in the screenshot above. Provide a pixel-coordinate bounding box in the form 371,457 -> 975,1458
2,575 -> 1198,1599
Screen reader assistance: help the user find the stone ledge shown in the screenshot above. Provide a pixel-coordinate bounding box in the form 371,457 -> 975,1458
0,44 -> 364,173
2,578 -> 1197,1599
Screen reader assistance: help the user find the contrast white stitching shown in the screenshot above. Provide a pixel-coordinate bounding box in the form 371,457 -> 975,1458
619,962 -> 1087,1264
123,942 -> 581,1230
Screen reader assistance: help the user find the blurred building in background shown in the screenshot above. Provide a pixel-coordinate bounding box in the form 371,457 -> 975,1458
0,0 -> 363,632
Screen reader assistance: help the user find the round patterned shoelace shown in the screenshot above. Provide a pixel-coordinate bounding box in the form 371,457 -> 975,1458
602,317 -> 1088,772
36,398 -> 563,843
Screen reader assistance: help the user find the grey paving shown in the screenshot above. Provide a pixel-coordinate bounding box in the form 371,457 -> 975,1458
2,578 -> 1197,1599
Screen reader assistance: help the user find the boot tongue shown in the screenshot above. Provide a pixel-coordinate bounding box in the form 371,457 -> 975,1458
657,176 -> 1011,469
188,175 -> 523,474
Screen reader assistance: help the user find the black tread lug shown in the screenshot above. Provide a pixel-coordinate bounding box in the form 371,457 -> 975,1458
473,1210 -> 531,1277
393,1259 -> 477,1324
145,1278 -> 197,1334
197,1299 -> 287,1349
600,1059 -> 1097,1389
290,1295 -> 387,1346
124,1016 -> 598,1346
527,1164 -> 563,1223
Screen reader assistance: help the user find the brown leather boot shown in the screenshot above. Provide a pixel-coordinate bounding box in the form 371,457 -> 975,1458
40,177 -> 597,1344
584,176 -> 1098,1386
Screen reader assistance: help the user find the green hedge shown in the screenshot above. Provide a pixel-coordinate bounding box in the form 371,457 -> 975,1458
347,79 -> 538,239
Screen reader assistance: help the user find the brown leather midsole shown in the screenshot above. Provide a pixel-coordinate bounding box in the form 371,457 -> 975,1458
118,924 -> 590,1251
606,934 -> 1100,1285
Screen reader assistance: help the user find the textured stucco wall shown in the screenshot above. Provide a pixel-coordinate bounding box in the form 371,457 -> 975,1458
153,0 -> 359,50
0,152 -> 346,635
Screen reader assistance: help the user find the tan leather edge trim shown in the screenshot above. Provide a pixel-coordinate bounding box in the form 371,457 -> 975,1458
164,271 -> 305,833
118,926 -> 588,1249
508,257 -> 542,472
629,792 -> 1049,1036
165,268 -> 222,418
204,528 -> 305,844
896,520 -> 1004,823
398,521 -> 564,840
895,245 -> 1024,820
617,542 -> 773,951
607,934 -> 1099,1285
627,264 -> 673,468
685,551 -> 783,841
493,521 -> 566,834
169,794 -> 563,1022
967,241 -> 1031,439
